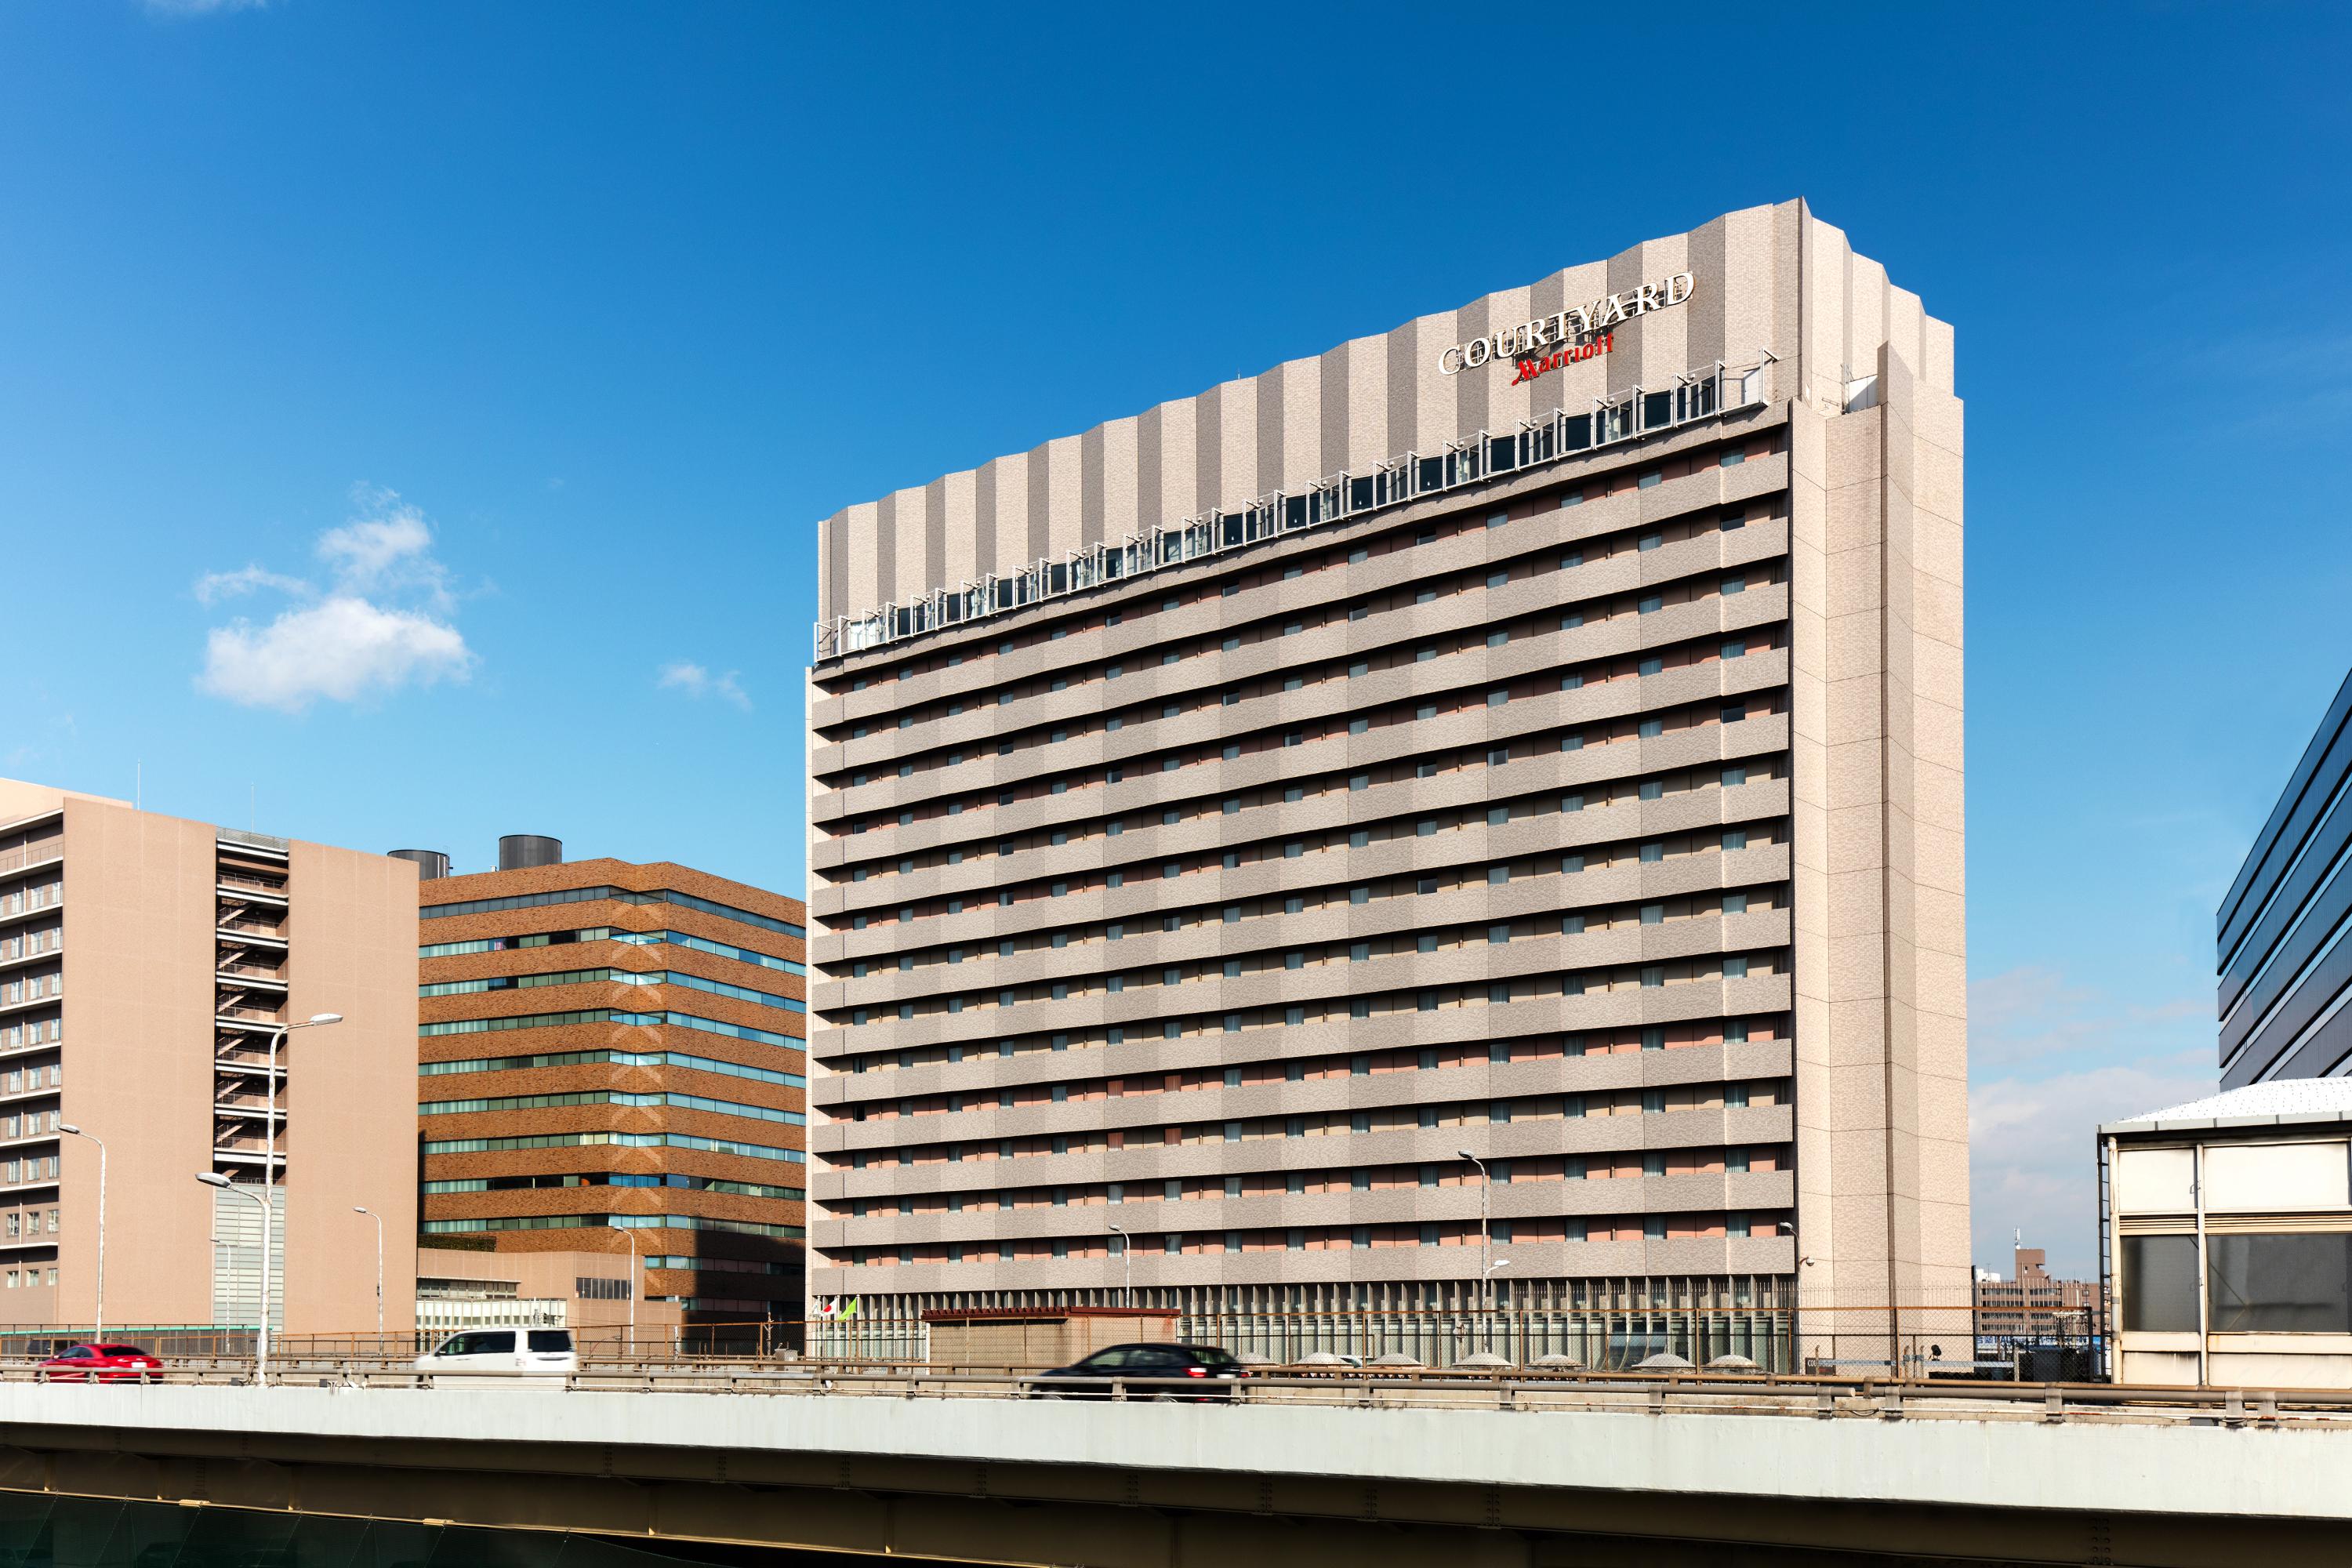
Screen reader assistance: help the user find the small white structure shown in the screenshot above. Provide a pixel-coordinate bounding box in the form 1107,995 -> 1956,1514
2102,1080 -> 2352,1388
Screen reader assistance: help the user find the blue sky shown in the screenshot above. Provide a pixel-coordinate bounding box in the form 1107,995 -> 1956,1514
5,2 -> 2349,1276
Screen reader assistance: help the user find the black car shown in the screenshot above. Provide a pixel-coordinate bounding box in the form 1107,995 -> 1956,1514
1025,1342 -> 1247,1400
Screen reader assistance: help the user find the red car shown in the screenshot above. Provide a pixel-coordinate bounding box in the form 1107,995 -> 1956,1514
38,1343 -> 161,1382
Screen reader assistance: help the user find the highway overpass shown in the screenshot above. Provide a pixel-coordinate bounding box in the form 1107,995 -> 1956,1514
0,1370 -> 2345,1566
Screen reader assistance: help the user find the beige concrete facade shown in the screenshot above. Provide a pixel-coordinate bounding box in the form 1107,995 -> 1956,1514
413,1245 -> 684,1338
0,778 -> 419,1338
803,201 -> 1966,1367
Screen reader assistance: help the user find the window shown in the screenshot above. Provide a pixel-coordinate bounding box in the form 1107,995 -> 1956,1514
2122,1235 -> 2201,1332
1723,639 -> 1748,659
1639,594 -> 1662,615
2209,1234 -> 2352,1332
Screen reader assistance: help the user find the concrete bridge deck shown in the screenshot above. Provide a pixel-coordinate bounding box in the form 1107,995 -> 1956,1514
0,1371 -> 2346,1566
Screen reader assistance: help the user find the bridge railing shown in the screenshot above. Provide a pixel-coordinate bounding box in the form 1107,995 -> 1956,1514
0,1356 -> 2329,1426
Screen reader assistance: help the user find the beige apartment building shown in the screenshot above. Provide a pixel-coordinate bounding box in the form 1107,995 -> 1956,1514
803,201 -> 1967,1368
0,778 -> 419,1341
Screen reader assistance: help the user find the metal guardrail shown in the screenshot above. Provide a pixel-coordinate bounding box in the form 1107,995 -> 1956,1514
0,1356 -> 2343,1428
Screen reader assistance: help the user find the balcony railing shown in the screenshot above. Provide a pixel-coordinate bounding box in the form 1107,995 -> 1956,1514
0,841 -> 63,877
814,355 -> 1773,660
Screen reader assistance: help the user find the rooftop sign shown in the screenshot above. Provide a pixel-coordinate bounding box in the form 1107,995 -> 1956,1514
1439,272 -> 1696,376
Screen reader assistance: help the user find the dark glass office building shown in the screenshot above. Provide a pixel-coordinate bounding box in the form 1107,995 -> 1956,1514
2220,670 -> 2352,1086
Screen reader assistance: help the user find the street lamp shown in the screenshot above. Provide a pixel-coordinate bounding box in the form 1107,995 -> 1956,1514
258,1012 -> 341,1378
1457,1149 -> 1494,1326
619,1223 -> 653,1356
352,1207 -> 383,1339
198,1174 -> 270,1383
1108,1222 -> 1131,1308
57,1124 -> 105,1341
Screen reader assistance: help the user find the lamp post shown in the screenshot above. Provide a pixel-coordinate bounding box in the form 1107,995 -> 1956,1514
352,1206 -> 383,1339
198,1174 -> 269,1383
620,1223 -> 652,1357
1108,1222 -> 1131,1308
57,1124 -> 104,1341
1458,1150 -> 1494,1351
258,1012 -> 341,1378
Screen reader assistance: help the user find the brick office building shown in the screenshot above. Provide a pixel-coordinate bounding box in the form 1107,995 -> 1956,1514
404,837 -> 808,1340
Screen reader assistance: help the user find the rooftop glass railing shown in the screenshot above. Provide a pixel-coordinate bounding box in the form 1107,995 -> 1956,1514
815,357 -> 1773,661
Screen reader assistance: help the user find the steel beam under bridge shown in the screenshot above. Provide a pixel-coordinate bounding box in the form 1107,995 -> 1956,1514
0,1384 -> 2346,1567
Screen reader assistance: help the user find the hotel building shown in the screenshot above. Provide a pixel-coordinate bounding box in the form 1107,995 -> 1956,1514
406,840 -> 808,1336
2217,667 -> 2352,1086
803,201 -> 1968,1367
0,777 -> 418,1338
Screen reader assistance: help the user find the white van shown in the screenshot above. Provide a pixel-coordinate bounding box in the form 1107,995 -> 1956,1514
415,1327 -> 578,1383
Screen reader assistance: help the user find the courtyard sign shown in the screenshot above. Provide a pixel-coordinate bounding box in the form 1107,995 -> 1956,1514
1439,271 -> 1695,376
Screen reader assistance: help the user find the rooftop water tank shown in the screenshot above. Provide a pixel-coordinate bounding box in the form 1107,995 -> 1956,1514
498,835 -> 564,872
387,848 -> 451,880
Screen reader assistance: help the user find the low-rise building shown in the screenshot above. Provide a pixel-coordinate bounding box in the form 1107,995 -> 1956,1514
414,1244 -> 684,1343
2102,1080 -> 2352,1387
1973,1242 -> 2096,1338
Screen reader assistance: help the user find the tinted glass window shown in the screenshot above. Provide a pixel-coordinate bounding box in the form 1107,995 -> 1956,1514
2122,1235 -> 2200,1332
1185,1346 -> 1241,1368
2209,1233 -> 2352,1333
527,1330 -> 574,1352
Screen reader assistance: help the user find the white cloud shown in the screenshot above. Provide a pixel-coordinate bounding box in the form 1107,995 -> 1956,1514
659,661 -> 751,711
317,488 -> 451,607
194,487 -> 475,713
198,597 -> 473,714
1965,963 -> 2218,1279
194,564 -> 312,605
